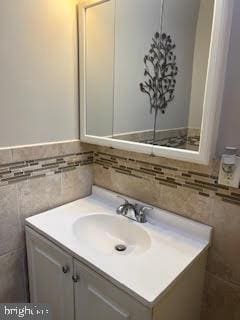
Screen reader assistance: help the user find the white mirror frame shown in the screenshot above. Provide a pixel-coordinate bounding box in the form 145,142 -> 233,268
79,0 -> 234,164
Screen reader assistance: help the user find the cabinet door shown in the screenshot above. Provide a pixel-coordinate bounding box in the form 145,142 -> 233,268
26,227 -> 74,320
74,259 -> 151,320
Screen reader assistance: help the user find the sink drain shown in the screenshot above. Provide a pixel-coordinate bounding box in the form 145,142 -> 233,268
115,244 -> 127,252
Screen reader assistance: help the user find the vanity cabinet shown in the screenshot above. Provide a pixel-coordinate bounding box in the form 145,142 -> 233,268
26,227 -> 150,320
25,187 -> 211,320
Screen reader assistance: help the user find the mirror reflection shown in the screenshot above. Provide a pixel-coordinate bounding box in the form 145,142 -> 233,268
86,0 -> 215,151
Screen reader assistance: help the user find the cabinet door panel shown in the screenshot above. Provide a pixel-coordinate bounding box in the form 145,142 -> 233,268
74,259 -> 150,320
26,227 -> 74,320
85,285 -> 130,320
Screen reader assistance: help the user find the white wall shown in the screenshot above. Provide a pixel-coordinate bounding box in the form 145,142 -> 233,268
1,0 -> 237,153
0,0 -> 79,148
216,0 -> 240,155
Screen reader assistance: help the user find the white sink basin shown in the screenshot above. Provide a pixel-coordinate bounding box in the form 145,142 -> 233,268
73,214 -> 151,255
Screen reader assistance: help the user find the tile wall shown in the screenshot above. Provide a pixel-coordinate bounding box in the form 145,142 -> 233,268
0,141 -> 93,302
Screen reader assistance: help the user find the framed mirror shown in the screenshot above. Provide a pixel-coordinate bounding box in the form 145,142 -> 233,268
79,0 -> 234,164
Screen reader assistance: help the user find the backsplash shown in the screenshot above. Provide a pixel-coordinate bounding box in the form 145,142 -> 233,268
93,145 -> 240,320
94,147 -> 240,206
0,141 -> 94,302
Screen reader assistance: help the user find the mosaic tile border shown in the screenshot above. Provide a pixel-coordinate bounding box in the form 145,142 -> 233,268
1,143 -> 239,206
94,151 -> 240,206
0,151 -> 93,187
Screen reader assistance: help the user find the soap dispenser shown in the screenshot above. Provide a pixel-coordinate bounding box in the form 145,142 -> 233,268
218,147 -> 240,188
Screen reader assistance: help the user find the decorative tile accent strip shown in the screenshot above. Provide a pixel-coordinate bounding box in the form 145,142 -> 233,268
94,150 -> 240,206
0,151 -> 93,187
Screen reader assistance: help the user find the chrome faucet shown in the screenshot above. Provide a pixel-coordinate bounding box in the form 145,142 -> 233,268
116,196 -> 152,223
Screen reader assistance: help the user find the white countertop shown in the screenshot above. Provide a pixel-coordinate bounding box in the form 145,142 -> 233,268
25,186 -> 212,307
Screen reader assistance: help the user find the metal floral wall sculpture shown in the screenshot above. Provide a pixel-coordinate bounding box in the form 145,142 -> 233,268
140,32 -> 178,144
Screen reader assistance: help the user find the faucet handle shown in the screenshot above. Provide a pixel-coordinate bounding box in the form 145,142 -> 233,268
140,206 -> 153,213
117,195 -> 129,204
116,195 -> 129,215
138,206 -> 153,223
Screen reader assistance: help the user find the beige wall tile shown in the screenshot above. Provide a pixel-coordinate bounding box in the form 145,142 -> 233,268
59,141 -> 93,155
0,249 -> 28,303
0,185 -> 23,255
159,185 -> 213,225
12,144 -> 59,162
62,165 -> 93,203
94,165 -> 163,207
207,199 -> 240,285
0,149 -> 12,164
17,174 -> 62,221
201,272 -> 240,320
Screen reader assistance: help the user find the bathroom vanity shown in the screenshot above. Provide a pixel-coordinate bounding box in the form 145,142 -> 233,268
25,187 -> 211,320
